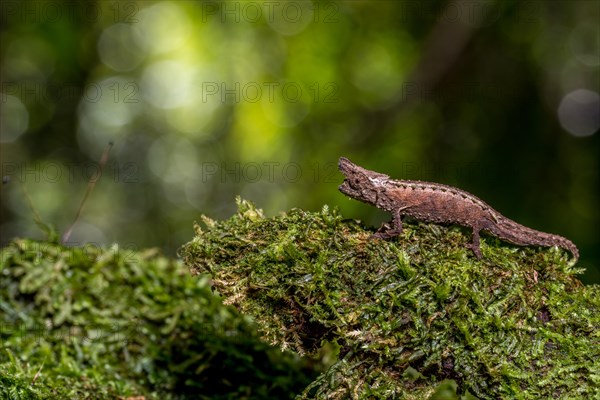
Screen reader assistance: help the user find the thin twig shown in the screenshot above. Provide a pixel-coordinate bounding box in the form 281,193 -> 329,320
62,142 -> 113,244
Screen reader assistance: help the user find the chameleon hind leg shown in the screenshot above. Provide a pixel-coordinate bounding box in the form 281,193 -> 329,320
465,225 -> 483,259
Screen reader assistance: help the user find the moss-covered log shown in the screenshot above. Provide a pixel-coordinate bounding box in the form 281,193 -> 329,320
181,197 -> 600,399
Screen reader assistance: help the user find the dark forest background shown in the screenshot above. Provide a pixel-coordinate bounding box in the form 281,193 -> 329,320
1,0 -> 598,282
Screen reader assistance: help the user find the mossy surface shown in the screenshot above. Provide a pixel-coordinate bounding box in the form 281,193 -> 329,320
0,237 -> 319,399
2,197 -> 598,399
181,198 -> 600,399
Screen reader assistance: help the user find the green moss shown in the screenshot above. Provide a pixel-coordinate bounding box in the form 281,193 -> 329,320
2,197 -> 598,399
1,237 -> 319,399
181,197 -> 600,399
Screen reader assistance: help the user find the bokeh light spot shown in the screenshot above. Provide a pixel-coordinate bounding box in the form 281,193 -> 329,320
79,76 -> 142,127
349,36 -> 414,107
77,76 -> 142,156
141,61 -> 196,109
133,2 -> 190,55
147,135 -> 199,184
98,23 -> 145,72
0,95 -> 29,143
266,0 -> 314,36
558,89 -> 600,137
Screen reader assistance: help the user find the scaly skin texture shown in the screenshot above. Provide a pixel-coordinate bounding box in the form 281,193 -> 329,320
338,157 -> 579,260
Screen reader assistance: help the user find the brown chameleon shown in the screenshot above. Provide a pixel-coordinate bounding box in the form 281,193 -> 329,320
338,157 -> 578,260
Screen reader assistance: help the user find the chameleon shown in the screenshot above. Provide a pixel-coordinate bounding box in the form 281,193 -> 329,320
338,157 -> 579,261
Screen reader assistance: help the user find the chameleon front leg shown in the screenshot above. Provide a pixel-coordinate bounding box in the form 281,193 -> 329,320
466,224 -> 483,259
374,208 -> 403,239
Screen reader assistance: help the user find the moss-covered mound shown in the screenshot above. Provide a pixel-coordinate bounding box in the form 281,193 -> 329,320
181,198 -> 600,399
0,238 -> 319,399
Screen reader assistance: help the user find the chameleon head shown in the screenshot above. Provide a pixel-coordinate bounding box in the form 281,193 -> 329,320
338,157 -> 389,199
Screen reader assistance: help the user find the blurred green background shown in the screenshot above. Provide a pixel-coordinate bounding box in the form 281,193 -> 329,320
1,0 -> 598,282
